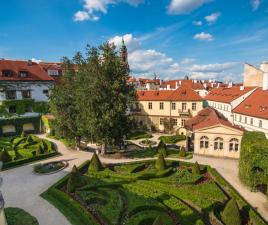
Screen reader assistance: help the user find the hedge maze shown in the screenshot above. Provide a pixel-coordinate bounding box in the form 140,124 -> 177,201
42,155 -> 267,225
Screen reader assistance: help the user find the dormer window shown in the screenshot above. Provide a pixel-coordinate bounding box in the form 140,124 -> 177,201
19,71 -> 28,78
2,70 -> 13,77
48,70 -> 59,76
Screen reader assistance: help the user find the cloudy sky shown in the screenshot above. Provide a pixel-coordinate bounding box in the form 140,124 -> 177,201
1,0 -> 268,81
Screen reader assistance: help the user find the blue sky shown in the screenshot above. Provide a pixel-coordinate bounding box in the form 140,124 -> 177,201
0,0 -> 268,81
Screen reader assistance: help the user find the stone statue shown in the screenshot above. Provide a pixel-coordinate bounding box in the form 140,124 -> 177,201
0,162 -> 7,225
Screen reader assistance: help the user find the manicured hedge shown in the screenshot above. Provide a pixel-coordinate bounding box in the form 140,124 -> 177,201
239,131 -> 268,190
127,131 -> 153,140
159,135 -> 186,144
2,151 -> 60,170
41,160 -> 98,225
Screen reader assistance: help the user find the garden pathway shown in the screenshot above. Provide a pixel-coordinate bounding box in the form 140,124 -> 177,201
1,135 -> 268,225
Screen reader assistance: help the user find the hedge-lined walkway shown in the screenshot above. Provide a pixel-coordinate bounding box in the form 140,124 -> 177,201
1,135 -> 268,225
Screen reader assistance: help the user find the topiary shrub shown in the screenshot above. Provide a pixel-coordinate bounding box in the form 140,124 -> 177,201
158,140 -> 166,150
152,215 -> 165,225
0,148 -> 12,163
155,153 -> 166,171
192,161 -> 201,175
13,148 -> 23,160
21,131 -> 26,137
158,147 -> 167,158
221,199 -> 241,225
88,152 -> 103,172
37,145 -> 45,155
67,165 -> 87,193
179,147 -> 186,157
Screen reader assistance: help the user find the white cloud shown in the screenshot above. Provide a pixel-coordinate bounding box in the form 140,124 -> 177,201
193,21 -> 203,26
205,12 -> 221,24
108,34 -> 140,52
74,0 -> 143,21
187,62 -> 239,73
193,32 -> 214,41
251,0 -> 261,11
167,0 -> 211,15
181,58 -> 196,64
31,58 -> 43,63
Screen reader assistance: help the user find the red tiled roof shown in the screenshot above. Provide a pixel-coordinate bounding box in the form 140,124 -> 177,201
185,107 -> 244,131
161,80 -> 205,90
205,86 -> 255,103
0,60 -> 54,81
233,88 -> 268,120
138,78 -> 160,84
137,85 -> 203,101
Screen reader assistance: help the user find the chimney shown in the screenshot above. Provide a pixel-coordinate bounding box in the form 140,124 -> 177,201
167,84 -> 171,90
28,60 -> 33,66
228,82 -> 233,88
240,86 -> 245,91
175,82 -> 179,89
260,62 -> 268,91
179,80 -> 182,85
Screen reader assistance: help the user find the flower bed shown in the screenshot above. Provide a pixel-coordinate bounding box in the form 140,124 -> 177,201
34,160 -> 68,175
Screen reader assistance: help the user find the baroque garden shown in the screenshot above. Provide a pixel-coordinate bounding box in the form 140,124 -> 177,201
0,43 -> 268,225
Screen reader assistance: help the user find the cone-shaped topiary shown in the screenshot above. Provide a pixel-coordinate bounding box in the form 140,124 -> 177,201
152,216 -> 165,225
179,146 -> 186,157
88,152 -> 103,172
158,147 -> 167,158
0,148 -> 12,163
67,165 -> 87,193
21,131 -> 26,137
158,140 -> 166,150
192,161 -> 201,175
155,153 -> 166,171
222,199 -> 241,225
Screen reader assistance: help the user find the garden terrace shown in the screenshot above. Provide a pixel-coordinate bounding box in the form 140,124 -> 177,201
0,134 -> 58,170
42,159 -> 267,225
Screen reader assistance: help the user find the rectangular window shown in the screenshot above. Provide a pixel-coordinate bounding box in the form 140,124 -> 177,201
172,119 -> 178,126
192,103 -> 196,111
160,102 -> 164,110
220,142 -> 224,150
48,70 -> 59,76
21,90 -> 31,99
250,118 -> 253,125
2,70 -> 13,77
6,90 -> 16,100
244,117 -> 247,124
181,119 -> 185,127
239,115 -> 242,122
43,90 -> 49,97
171,102 -> 176,110
182,103 -> 187,111
8,105 -> 16,113
19,71 -> 28,78
135,103 -> 139,110
160,118 -> 164,125
25,105 -> 33,113
214,142 -> 218,150
229,143 -> 233,151
148,102 -> 152,110
259,120 -> 263,128
234,114 -> 237,121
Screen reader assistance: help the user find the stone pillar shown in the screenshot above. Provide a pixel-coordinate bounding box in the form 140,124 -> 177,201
0,162 -> 8,225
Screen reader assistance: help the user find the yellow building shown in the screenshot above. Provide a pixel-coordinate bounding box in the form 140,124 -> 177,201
185,108 -> 244,159
131,86 -> 203,133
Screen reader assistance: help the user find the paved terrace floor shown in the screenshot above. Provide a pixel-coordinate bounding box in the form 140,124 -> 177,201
1,135 -> 268,225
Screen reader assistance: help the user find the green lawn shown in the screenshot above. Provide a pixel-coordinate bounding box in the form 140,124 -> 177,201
5,207 -> 39,225
159,135 -> 186,144
126,131 -> 153,140
41,160 -> 267,225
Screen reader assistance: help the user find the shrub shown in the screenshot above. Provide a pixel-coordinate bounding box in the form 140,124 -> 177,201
88,152 -> 103,172
179,147 -> 186,157
0,148 -> 12,163
37,145 -> 45,155
26,135 -> 34,143
152,216 -> 165,225
158,140 -> 166,150
159,135 -> 186,144
158,148 -> 167,158
192,161 -> 201,175
155,153 -> 166,171
221,199 -> 241,225
13,148 -> 23,160
67,165 -> 87,193
239,131 -> 268,189
20,131 -> 26,137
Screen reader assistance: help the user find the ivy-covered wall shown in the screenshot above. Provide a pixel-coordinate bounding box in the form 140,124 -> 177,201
0,99 -> 49,117
0,116 -> 41,136
239,131 -> 268,191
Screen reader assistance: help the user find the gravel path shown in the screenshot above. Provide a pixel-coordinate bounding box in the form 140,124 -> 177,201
1,135 -> 268,225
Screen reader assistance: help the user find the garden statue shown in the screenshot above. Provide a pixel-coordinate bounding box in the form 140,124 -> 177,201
0,162 -> 7,225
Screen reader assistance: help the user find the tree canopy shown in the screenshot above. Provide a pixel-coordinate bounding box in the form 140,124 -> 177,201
49,43 -> 136,152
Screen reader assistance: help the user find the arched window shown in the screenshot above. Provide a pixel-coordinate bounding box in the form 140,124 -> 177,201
214,137 -> 224,150
200,136 -> 209,149
229,138 -> 239,151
